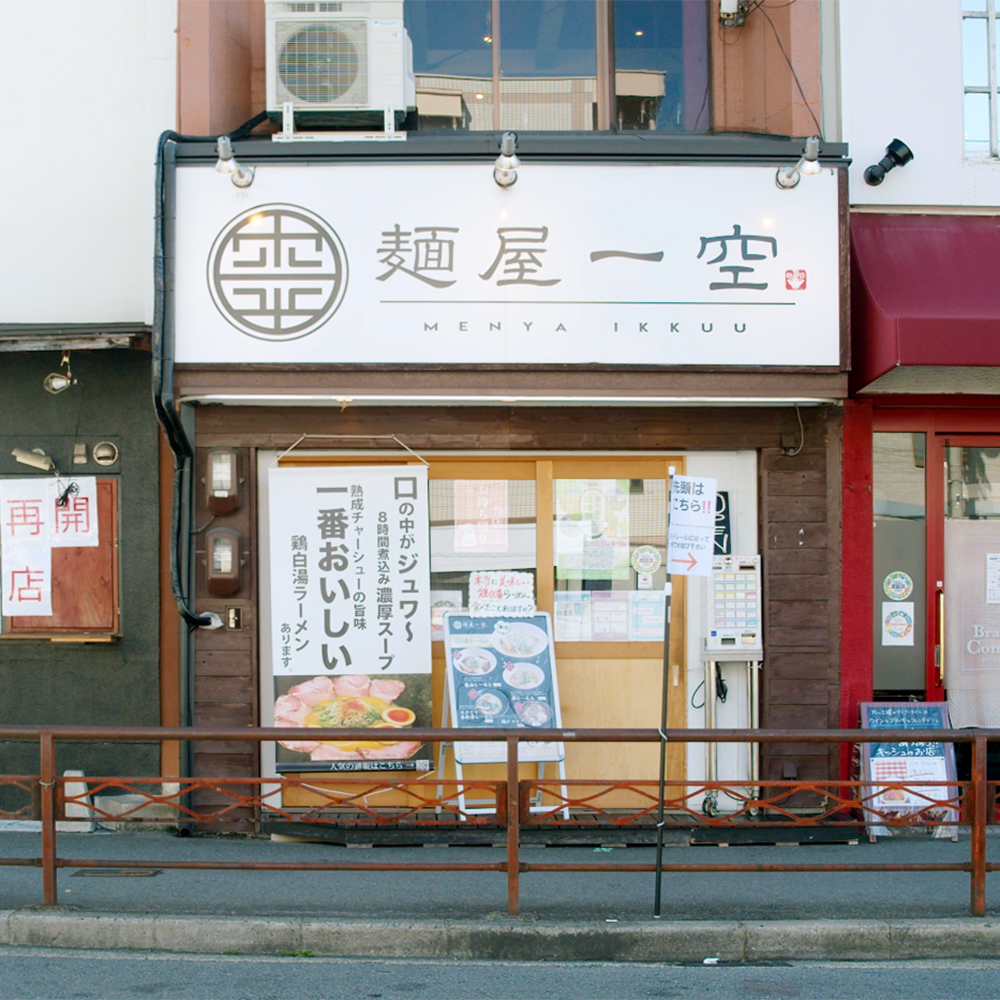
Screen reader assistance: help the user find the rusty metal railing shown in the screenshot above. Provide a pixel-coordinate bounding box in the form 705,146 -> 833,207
0,726 -> 996,916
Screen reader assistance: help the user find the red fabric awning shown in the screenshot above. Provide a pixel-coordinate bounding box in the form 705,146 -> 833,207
851,214 -> 1000,390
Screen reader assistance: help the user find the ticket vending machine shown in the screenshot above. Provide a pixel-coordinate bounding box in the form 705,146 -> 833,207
700,554 -> 764,815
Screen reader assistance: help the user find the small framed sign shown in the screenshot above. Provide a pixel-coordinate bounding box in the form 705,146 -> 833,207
860,702 -> 959,840
443,611 -> 564,765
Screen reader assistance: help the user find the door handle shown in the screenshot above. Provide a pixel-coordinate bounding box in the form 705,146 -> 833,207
936,589 -> 945,687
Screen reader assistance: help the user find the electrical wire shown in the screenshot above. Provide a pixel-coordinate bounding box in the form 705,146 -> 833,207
783,404 -> 805,458
690,679 -> 706,711
757,3 -> 824,139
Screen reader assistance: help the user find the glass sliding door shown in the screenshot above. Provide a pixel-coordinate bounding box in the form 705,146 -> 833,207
943,441 -> 1000,727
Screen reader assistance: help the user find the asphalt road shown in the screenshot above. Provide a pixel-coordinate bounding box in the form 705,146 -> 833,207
1,949 -> 1000,1000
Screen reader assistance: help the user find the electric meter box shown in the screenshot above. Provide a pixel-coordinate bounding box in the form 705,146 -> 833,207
702,554 -> 763,660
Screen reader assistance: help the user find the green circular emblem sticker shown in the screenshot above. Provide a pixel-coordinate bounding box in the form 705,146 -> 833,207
631,545 -> 662,575
883,571 -> 913,601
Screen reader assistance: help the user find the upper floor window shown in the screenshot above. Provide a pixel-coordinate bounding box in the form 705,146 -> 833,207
963,0 -> 998,155
406,0 -> 709,133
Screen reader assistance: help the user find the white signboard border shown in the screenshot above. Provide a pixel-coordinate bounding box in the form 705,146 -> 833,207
175,163 -> 841,368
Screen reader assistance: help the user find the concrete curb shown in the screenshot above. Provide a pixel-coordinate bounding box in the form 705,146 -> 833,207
2,912 -> 1000,961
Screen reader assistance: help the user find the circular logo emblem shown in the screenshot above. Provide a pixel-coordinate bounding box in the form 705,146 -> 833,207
631,545 -> 662,575
883,608 -> 913,641
207,204 -> 348,341
883,571 -> 914,601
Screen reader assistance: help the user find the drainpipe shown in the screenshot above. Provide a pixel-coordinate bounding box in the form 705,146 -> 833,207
152,116 -> 266,774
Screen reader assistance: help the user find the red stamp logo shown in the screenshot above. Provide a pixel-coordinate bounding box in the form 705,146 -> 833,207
785,269 -> 807,291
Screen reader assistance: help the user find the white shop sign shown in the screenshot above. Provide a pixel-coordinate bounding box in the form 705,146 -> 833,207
174,163 -> 840,367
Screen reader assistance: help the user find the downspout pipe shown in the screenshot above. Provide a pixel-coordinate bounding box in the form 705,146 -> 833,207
152,113 -> 267,630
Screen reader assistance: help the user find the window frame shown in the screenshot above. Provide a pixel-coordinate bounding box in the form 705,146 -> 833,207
963,1 -> 999,157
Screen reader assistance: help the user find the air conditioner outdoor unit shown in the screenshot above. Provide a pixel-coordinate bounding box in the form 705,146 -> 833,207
265,1 -> 415,129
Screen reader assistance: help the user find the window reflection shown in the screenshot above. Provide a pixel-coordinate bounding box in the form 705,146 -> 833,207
408,0 -> 493,130
947,446 -> 1000,519
614,0 -> 708,131
406,0 -> 709,133
499,0 -> 596,131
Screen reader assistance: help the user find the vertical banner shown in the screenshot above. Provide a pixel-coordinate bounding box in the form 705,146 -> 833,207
0,476 -> 100,617
268,466 -> 432,771
667,474 -> 718,577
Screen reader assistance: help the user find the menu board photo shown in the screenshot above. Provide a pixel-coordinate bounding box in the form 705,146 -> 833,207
443,611 -> 564,764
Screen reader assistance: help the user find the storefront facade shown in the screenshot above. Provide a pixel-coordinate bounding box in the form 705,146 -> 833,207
843,215 -> 1000,770
161,133 -> 849,799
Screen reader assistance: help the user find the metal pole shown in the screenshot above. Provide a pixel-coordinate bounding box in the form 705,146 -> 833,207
971,734 -> 988,917
506,735 -> 520,916
653,593 -> 672,918
39,733 -> 56,906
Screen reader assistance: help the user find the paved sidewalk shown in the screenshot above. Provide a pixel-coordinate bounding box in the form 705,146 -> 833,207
0,830 -> 998,960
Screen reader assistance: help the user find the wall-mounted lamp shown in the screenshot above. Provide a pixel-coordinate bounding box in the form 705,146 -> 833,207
12,448 -> 54,472
494,132 -> 519,188
215,136 -> 255,189
92,441 -> 119,467
43,352 -> 76,395
206,448 -> 240,514
864,139 -> 913,186
776,136 -> 822,189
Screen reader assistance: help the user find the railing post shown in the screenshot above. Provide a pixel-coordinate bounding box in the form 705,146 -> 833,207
39,732 -> 56,907
506,735 -> 520,916
971,734 -> 988,917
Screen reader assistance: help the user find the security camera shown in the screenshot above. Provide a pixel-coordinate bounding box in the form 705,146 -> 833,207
864,139 -> 914,186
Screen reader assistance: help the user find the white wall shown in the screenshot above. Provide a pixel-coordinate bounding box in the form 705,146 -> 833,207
0,0 -> 176,325
840,0 -> 1000,207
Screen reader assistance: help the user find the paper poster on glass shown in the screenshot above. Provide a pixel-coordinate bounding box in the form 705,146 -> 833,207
268,465 -> 433,772
629,592 -> 667,640
443,611 -> 564,764
987,554 -> 1000,605
454,481 -> 508,553
590,591 -> 630,641
554,591 -> 591,641
468,571 -> 534,616
860,702 -> 958,840
554,479 -> 630,581
881,602 -> 914,647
